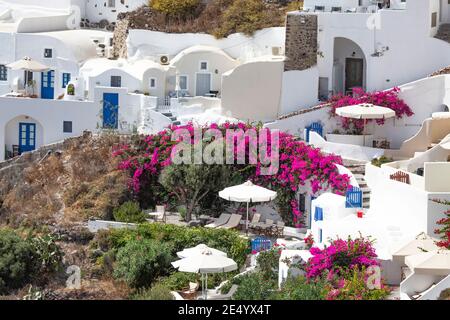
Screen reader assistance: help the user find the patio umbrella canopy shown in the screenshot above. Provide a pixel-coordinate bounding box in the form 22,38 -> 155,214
176,244 -> 227,259
392,233 -> 441,265
335,103 -> 396,119
7,56 -> 50,72
219,181 -> 277,234
405,250 -> 450,276
7,57 -> 50,95
172,248 -> 238,300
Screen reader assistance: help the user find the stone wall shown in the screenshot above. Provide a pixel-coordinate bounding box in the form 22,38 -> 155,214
112,18 -> 130,59
284,13 -> 318,72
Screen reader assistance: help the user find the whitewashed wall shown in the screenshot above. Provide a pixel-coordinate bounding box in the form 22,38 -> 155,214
279,68 -> 320,115
127,27 -> 286,61
316,0 -> 450,96
0,97 -> 100,161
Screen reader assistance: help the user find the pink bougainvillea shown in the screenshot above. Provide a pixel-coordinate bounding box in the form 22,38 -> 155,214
305,235 -> 379,279
113,122 -> 351,227
328,87 -> 414,134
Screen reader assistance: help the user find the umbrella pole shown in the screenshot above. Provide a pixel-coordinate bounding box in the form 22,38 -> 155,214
246,202 -> 249,235
363,120 -> 366,147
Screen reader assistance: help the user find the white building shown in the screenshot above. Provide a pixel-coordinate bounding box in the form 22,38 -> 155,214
83,0 -> 147,24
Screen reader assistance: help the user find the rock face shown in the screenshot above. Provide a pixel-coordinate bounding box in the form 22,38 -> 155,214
284,13 -> 318,71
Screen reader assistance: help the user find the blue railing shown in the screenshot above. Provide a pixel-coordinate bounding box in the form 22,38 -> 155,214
346,186 -> 363,208
251,237 -> 272,253
305,122 -> 323,143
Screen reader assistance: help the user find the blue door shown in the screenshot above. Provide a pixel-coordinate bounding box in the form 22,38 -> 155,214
103,93 -> 119,129
41,70 -> 55,99
19,123 -> 36,154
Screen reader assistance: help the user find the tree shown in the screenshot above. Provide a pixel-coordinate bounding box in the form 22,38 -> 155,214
160,164 -> 233,222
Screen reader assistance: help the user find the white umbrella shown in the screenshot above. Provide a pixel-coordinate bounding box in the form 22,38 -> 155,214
7,57 -> 50,95
392,233 -> 440,265
219,181 -> 277,234
176,244 -> 227,259
172,248 -> 238,300
335,104 -> 396,119
336,103 -> 396,146
6,57 -> 50,72
405,250 -> 450,276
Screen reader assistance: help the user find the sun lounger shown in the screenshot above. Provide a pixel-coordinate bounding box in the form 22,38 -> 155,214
248,213 -> 261,229
218,214 -> 242,230
205,213 -> 231,228
203,285 -> 238,300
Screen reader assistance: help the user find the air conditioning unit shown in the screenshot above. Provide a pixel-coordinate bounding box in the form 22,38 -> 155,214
159,54 -> 170,65
271,46 -> 283,56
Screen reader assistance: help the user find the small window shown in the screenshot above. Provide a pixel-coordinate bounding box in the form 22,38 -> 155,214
431,12 -> 437,28
63,121 -> 73,133
0,65 -> 7,81
200,61 -> 208,71
62,73 -> 71,88
149,77 -> 156,89
44,48 -> 53,58
111,76 -> 121,87
179,75 -> 188,90
108,0 -> 116,8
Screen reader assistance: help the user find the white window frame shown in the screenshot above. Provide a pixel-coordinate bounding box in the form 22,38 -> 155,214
199,61 -> 209,71
178,75 -> 189,91
149,77 -> 157,89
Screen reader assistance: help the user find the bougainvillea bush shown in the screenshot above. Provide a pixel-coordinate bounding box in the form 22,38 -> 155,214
305,235 -> 379,278
305,235 -> 390,300
328,87 -> 414,135
433,199 -> 450,249
113,122 -> 351,226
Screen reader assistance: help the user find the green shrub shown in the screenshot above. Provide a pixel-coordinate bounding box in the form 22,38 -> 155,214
257,248 -> 281,280
231,272 -> 276,300
0,229 -> 38,294
161,272 -> 199,291
108,223 -> 250,268
113,201 -> 147,223
272,276 -> 327,300
371,156 -> 393,167
28,234 -> 63,274
151,0 -> 201,17
131,283 -> 174,300
113,239 -> 173,288
214,0 -> 283,38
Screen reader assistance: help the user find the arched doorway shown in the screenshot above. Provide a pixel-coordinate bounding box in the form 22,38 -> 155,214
332,37 -> 367,95
4,115 -> 43,158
